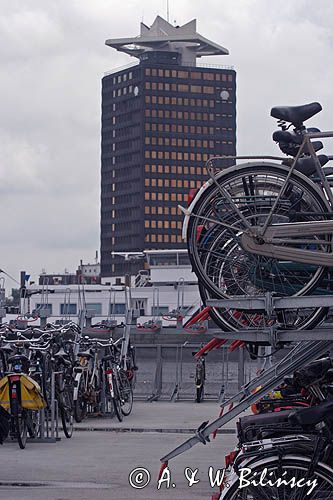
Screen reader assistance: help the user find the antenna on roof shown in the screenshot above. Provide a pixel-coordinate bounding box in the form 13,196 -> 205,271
166,0 -> 170,22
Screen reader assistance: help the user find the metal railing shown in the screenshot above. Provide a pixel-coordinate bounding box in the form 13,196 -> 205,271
132,343 -> 258,402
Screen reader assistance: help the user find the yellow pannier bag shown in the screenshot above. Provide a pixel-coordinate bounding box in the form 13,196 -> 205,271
0,374 -> 46,411
0,376 -> 10,410
20,374 -> 47,410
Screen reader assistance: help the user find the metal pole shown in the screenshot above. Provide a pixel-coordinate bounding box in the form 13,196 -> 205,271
238,347 -> 245,391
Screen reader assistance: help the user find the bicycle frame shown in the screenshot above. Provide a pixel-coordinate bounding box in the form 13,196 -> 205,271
204,131 -> 333,267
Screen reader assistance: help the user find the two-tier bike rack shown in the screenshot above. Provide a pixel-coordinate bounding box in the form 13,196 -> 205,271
160,292 -> 333,464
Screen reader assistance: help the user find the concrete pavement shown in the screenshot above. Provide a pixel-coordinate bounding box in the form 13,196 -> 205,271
0,402 -> 244,500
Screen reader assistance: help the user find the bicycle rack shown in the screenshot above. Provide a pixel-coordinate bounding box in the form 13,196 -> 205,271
160,292 -> 333,464
27,370 -> 60,444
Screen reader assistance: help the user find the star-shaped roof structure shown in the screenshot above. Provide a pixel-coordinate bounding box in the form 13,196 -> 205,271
105,16 -> 229,66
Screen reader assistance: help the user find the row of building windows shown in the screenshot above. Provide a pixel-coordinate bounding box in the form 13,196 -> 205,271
144,192 -> 188,202
36,303 -> 104,316
145,151 -> 210,161
145,234 -> 183,243
145,82 -> 217,94
145,123 -> 216,134
144,220 -> 183,229
144,68 -> 233,82
144,206 -> 181,216
112,71 -> 133,84
144,109 -> 215,120
145,95 -> 216,107
145,178 -> 202,189
145,137 -> 215,148
144,164 -> 208,175
103,85 -> 135,98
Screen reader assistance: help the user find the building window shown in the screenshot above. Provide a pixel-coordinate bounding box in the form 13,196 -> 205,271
36,304 -> 52,315
151,306 -> 169,315
60,303 -> 77,315
203,73 -> 214,81
110,303 -> 126,315
86,303 -> 102,315
191,85 -> 202,93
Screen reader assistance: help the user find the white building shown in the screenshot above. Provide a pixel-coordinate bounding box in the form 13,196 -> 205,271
21,250 -> 201,326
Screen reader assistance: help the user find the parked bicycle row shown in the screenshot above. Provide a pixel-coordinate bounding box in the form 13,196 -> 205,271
215,355 -> 333,498
0,322 -> 137,448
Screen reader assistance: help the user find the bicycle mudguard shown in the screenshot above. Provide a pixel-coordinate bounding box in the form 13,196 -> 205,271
73,372 -> 82,401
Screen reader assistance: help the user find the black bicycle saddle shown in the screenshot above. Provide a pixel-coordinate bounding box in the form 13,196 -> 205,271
289,398 -> 333,427
271,102 -> 322,125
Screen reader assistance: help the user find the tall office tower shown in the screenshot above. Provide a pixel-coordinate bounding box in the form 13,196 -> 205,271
101,16 -> 236,279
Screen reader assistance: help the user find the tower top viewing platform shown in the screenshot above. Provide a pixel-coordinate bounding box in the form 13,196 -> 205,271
105,15 -> 229,67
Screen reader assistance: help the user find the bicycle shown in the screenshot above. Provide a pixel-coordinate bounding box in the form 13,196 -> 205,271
193,347 -> 206,403
217,356 -> 333,499
73,337 -> 110,422
183,102 -> 333,331
102,339 -> 133,422
0,345 -> 46,448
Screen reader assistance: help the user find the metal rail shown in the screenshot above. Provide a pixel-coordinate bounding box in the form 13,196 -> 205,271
160,338 -> 332,463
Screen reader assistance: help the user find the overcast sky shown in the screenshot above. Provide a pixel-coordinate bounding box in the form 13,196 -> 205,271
1,0 -> 333,292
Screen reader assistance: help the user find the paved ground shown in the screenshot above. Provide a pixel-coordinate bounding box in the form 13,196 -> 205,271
0,402 -> 243,500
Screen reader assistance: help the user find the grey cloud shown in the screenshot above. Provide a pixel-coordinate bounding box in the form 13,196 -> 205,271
1,0 -> 333,289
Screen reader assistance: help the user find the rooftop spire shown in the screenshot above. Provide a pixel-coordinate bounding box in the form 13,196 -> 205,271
105,15 -> 229,66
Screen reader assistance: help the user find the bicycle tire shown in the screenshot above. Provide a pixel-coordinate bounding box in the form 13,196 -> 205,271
119,372 -> 133,416
41,353 -> 52,408
60,385 -> 74,438
196,385 -> 204,403
111,374 -> 123,422
220,454 -> 333,499
15,414 -> 27,449
0,350 -> 7,378
74,375 -> 87,423
188,163 -> 331,331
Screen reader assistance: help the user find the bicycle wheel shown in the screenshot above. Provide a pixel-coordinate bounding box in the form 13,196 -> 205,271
188,163 -> 331,330
74,374 -> 87,423
15,413 -> 27,449
220,454 -> 333,499
27,410 -> 40,438
0,351 -> 7,378
195,362 -> 205,403
41,353 -> 52,408
60,384 -> 74,438
119,371 -> 133,416
196,385 -> 204,403
110,374 -> 123,422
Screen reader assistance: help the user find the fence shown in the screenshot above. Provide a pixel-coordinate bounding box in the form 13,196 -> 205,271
132,343 -> 260,402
